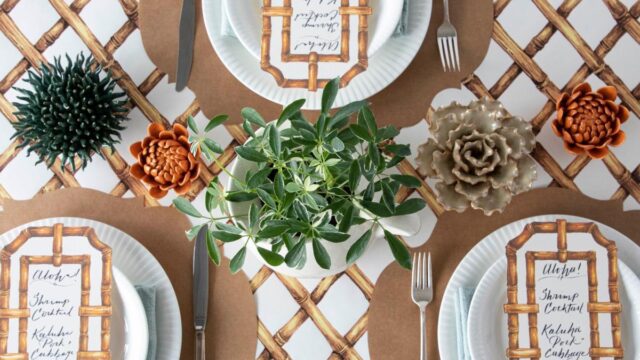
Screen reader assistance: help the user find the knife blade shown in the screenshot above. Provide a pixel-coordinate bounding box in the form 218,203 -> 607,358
176,0 -> 196,91
193,225 -> 209,359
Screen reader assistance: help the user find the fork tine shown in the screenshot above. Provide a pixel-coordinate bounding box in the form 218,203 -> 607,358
452,37 -> 461,71
444,39 -> 452,72
422,252 -> 427,289
447,37 -> 457,72
427,252 -> 432,288
412,253 -> 418,288
417,252 -> 423,289
437,38 -> 448,72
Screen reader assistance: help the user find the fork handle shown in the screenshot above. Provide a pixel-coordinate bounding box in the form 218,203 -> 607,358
420,307 -> 427,360
443,0 -> 450,22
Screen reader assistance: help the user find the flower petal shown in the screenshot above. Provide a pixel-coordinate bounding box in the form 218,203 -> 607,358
148,123 -> 165,139
587,147 -> 609,159
175,183 -> 191,195
130,142 -> 143,157
454,181 -> 490,201
435,182 -> 470,212
173,123 -> 189,138
432,150 -> 457,184
563,141 -> 585,155
488,160 -> 518,188
573,82 -> 592,95
597,86 -> 617,101
130,163 -> 145,179
617,104 -> 629,123
149,187 -> 168,199
509,156 -> 537,194
159,130 -> 177,140
610,131 -> 625,146
471,187 -> 513,216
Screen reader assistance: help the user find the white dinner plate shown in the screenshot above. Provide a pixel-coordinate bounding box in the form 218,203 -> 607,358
224,0 -> 404,59
0,218 -> 182,360
203,0 -> 432,110
467,259 -> 640,359
437,215 -> 640,360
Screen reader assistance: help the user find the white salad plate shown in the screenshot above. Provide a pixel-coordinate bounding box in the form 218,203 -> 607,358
0,218 -> 182,360
203,0 -> 432,110
467,259 -> 640,360
112,267 -> 149,360
223,0 -> 404,60
437,215 -> 640,360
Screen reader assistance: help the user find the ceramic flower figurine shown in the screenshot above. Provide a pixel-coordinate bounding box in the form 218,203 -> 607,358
552,82 -> 629,159
130,123 -> 200,198
416,98 -> 536,215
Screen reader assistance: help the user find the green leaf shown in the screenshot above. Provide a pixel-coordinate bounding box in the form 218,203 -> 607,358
285,182 -> 302,193
339,204 -> 355,233
205,189 -> 217,213
173,197 -> 203,218
243,119 -> 256,138
235,146 -> 269,162
384,230 -> 411,269
225,191 -> 258,202
256,188 -> 277,209
362,200 -> 393,218
317,227 -> 350,243
349,161 -> 360,192
230,247 -> 247,273
257,221 -> 289,238
210,230 -> 243,242
312,238 -> 331,269
206,230 -> 221,265
329,100 -> 367,128
247,168 -> 272,189
241,107 -> 266,127
187,116 -> 199,133
394,198 -> 427,216
203,138 -> 223,154
321,78 -> 340,114
249,203 -> 259,230
385,144 -> 411,157
269,125 -> 281,157
293,201 -> 310,222
377,125 -> 400,140
330,137 -> 345,152
278,99 -> 306,126
274,172 -> 285,199
391,174 -> 422,188
216,222 -> 243,234
346,228 -> 372,264
358,106 -> 377,137
381,181 -> 396,212
285,238 -> 306,268
350,124 -> 372,142
205,114 -> 229,132
368,143 -> 380,167
257,247 -> 285,266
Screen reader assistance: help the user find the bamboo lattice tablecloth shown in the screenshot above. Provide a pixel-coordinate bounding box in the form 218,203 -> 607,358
0,1 -> 639,359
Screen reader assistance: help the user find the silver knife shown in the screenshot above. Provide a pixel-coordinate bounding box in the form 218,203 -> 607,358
176,0 -> 196,91
193,225 -> 209,360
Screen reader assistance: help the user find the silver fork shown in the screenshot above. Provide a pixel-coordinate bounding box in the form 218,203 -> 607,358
436,0 -> 460,72
411,252 -> 433,360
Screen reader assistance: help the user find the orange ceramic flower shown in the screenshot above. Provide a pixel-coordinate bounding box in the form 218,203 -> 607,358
130,123 -> 201,198
551,82 -> 629,159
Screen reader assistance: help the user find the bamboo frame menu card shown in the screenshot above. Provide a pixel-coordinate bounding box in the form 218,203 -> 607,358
504,220 -> 623,360
261,0 -> 371,91
0,224 -> 112,360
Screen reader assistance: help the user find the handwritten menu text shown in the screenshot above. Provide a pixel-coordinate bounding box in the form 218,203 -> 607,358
536,261 -> 590,360
291,0 -> 342,54
28,266 -> 81,360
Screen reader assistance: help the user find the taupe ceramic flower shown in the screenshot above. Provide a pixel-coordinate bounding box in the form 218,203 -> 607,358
416,98 -> 536,215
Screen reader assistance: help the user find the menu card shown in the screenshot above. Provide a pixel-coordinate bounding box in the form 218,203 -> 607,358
505,220 -> 623,359
0,224 -> 112,359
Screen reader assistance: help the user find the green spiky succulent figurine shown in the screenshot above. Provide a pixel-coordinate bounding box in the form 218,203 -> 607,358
12,53 -> 128,171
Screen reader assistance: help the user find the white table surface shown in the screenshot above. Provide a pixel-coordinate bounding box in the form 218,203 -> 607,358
0,1 -> 638,358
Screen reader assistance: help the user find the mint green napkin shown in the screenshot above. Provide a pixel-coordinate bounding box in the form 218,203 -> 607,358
455,287 -> 475,360
135,286 -> 157,360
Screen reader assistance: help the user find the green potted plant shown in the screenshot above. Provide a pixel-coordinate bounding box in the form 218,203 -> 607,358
175,79 -> 426,277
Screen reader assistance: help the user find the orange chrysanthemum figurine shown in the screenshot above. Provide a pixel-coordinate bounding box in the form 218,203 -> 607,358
130,123 -> 201,198
551,82 -> 629,159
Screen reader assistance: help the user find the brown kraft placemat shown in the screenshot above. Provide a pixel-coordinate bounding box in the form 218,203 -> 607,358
0,188 -> 257,360
368,188 -> 640,359
138,0 -> 493,128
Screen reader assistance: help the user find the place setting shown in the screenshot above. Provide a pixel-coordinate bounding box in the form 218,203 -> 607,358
1,1 -> 639,359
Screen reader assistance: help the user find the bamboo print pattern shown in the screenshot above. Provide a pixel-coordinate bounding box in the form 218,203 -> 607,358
0,224 -> 112,360
0,1 -> 638,359
504,220 -> 623,360
260,0 -> 371,91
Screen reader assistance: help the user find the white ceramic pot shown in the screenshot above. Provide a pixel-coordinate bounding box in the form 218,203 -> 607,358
226,153 -> 422,278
